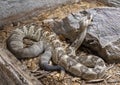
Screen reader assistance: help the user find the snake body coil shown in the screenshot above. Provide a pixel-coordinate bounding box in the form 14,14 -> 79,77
7,15 -> 106,80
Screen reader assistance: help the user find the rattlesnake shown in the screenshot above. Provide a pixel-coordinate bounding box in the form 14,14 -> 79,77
7,15 -> 106,80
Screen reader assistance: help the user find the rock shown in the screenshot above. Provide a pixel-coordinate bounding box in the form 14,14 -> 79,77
0,0 -> 80,27
51,7 -> 120,63
97,0 -> 120,7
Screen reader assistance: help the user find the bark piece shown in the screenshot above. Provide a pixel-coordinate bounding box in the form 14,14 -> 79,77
0,49 -> 42,85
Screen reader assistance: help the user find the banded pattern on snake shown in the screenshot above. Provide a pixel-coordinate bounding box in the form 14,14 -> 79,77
7,15 -> 106,80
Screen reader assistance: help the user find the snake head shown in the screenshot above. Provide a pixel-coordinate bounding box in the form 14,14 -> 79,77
78,14 -> 93,31
87,13 -> 93,24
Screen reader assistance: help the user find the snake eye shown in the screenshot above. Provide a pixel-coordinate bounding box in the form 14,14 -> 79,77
91,19 -> 93,22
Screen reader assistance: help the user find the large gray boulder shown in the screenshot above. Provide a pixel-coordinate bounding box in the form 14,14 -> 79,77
50,7 -> 120,63
97,0 -> 120,7
0,0 -> 80,28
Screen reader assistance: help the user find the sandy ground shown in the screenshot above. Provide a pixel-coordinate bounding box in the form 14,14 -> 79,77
1,1 -> 120,85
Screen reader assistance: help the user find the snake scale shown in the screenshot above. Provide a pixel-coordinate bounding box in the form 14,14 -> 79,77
6,14 -> 106,80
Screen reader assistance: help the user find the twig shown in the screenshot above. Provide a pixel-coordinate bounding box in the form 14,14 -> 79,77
107,80 -> 120,83
31,67 -> 39,73
86,79 -> 104,83
103,79 -> 108,85
59,70 -> 65,80
36,72 -> 50,79
105,64 -> 115,71
106,75 -> 112,80
115,72 -> 120,76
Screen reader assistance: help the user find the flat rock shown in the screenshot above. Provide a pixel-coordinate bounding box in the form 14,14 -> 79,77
51,7 -> 120,63
0,0 -> 80,29
97,0 -> 120,7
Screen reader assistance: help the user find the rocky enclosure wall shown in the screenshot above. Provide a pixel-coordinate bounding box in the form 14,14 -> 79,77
0,0 -> 80,28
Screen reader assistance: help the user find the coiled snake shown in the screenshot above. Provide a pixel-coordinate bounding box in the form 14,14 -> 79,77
7,14 -> 106,80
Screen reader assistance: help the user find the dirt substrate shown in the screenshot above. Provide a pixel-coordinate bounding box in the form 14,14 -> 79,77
1,1 -> 120,85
